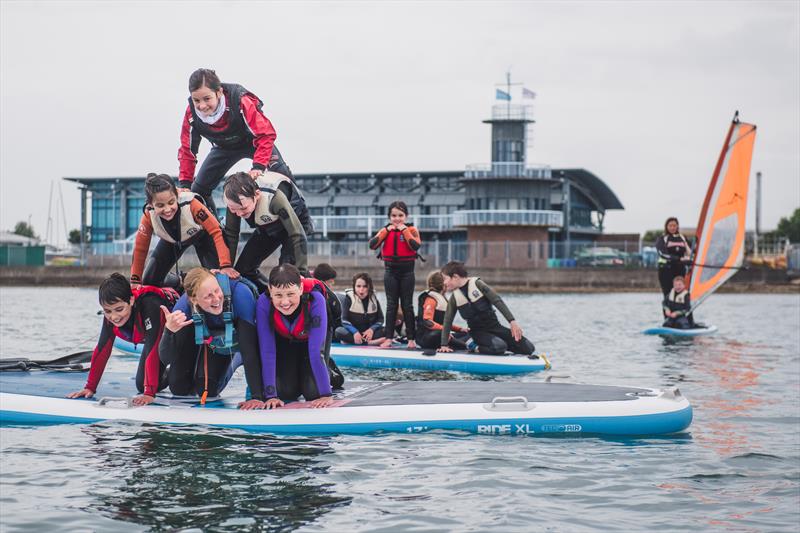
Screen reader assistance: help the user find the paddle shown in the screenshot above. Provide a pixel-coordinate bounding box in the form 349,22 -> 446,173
0,350 -> 93,372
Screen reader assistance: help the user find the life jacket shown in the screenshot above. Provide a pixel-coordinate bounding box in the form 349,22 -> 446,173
145,190 -> 206,244
379,224 -> 418,263
270,278 -> 324,341
664,289 -> 690,313
343,288 -> 381,331
188,83 -> 259,149
416,289 -> 448,331
192,274 -> 259,355
111,286 -> 180,342
249,172 -> 292,227
451,277 -> 497,329
658,233 -> 690,265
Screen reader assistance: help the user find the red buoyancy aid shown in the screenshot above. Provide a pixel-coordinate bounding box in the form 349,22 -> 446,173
272,278 -> 323,341
380,227 -> 417,262
111,286 -> 180,342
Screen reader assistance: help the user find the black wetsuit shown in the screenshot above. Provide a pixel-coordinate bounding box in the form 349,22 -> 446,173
656,233 -> 690,296
441,279 -> 535,356
223,183 -> 311,292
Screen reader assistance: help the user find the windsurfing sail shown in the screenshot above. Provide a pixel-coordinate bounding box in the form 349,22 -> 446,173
688,112 -> 757,311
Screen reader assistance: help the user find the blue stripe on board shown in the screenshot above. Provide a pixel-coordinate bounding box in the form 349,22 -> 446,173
0,406 -> 693,436
113,338 -> 546,375
642,326 -> 717,337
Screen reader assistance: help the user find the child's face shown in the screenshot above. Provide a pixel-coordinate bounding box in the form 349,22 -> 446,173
224,192 -> 259,219
191,85 -> 223,117
354,278 -> 369,299
151,190 -> 178,221
101,298 -> 134,327
269,284 -> 302,315
442,274 -> 460,292
389,208 -> 407,226
673,278 -> 685,292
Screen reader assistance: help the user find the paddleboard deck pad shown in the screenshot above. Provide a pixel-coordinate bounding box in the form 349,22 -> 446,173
113,338 -> 550,375
0,371 -> 692,436
643,325 -> 718,336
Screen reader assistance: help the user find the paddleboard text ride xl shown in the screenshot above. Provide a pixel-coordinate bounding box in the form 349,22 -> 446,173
0,371 -> 692,437
112,338 -> 551,375
645,113 -> 757,337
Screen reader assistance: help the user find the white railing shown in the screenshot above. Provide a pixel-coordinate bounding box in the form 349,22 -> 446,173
489,104 -> 533,121
451,210 -> 563,227
465,162 -> 552,179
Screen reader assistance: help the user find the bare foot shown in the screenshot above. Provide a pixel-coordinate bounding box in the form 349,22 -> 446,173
407,340 -> 417,349
379,339 -> 393,349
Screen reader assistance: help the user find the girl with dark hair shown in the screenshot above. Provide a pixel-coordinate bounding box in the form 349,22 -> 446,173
256,264 -> 334,408
67,273 -> 179,406
158,268 -> 265,409
656,217 -> 691,296
130,173 -> 236,288
178,68 -> 300,217
368,201 -> 422,349
334,273 -> 387,345
222,171 -> 310,292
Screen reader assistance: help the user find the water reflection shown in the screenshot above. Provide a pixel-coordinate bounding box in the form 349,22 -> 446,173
81,423 -> 351,532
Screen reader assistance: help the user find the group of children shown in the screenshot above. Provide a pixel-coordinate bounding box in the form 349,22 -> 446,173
67,67 -> 536,411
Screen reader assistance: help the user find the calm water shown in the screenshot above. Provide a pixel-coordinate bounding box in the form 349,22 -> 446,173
1,287 -> 798,532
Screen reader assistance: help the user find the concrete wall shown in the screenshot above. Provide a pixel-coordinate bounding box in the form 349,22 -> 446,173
1,264 -> 795,293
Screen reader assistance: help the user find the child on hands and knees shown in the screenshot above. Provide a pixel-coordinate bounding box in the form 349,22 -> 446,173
256,264 -> 334,409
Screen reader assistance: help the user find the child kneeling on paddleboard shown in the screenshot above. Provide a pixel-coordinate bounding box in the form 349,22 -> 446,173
67,273 -> 179,406
131,173 -> 237,288
334,273 -> 388,346
662,275 -> 696,330
158,268 -> 265,410
438,262 -> 535,356
416,271 -> 471,351
256,264 -> 334,409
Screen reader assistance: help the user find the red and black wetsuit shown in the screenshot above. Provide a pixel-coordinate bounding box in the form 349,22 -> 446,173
177,82 -> 292,214
85,288 -> 177,396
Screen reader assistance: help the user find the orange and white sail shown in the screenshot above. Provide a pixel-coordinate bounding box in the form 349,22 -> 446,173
688,112 -> 757,311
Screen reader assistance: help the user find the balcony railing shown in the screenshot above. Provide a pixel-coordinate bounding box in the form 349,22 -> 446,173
489,104 -> 534,121
451,210 -> 563,228
464,162 -> 551,179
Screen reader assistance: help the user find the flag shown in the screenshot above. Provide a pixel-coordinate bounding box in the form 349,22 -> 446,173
495,89 -> 511,101
522,87 -> 536,99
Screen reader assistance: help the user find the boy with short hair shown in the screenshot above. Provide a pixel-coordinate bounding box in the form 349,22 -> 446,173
662,275 -> 695,329
437,262 -> 535,355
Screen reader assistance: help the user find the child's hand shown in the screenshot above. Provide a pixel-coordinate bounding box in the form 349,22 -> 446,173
67,388 -> 94,399
238,399 -> 266,410
363,329 -> 374,342
353,332 -> 363,344
308,396 -> 334,408
438,345 -> 454,353
510,320 -> 523,342
264,398 -> 285,410
132,394 -> 156,406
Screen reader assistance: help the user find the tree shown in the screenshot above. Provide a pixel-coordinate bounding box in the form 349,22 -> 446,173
642,229 -> 662,245
68,229 -> 82,244
13,221 -> 37,239
774,208 -> 800,242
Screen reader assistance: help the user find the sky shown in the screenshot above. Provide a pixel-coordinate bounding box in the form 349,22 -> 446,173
1,0 -> 798,243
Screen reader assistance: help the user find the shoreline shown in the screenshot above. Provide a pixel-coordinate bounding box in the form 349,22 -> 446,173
1,265 -> 797,294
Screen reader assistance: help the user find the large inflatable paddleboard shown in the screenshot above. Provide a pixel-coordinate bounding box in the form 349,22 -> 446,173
113,338 -> 550,375
643,324 -> 718,337
0,371 -> 692,436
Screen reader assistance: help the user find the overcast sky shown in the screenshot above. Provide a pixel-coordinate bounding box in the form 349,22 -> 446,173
1,0 -> 798,243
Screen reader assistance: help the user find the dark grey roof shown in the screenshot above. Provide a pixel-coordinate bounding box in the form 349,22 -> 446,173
554,168 -> 624,210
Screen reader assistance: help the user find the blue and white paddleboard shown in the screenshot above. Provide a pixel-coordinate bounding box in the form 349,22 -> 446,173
113,338 -> 551,375
643,325 -> 718,337
0,371 -> 692,437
